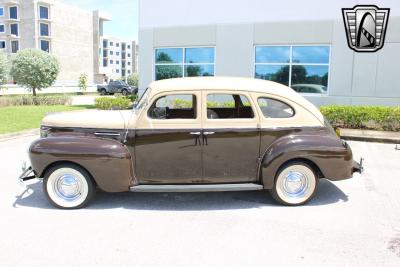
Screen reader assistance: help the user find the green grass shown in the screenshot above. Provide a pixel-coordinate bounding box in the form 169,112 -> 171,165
0,105 -> 93,134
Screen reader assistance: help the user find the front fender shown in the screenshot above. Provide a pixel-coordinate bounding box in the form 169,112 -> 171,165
29,136 -> 134,192
260,133 -> 353,189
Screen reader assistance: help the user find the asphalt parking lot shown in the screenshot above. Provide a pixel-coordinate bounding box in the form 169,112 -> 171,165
1,135 -> 399,266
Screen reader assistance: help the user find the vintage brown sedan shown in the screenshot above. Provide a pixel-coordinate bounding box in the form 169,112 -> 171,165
20,77 -> 362,209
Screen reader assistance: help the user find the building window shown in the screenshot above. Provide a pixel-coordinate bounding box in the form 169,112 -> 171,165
116,60 -> 119,64
40,23 -> 49,36
116,43 -> 119,47
127,45 -> 130,49
103,40 -> 108,48
116,52 -> 120,56
0,7 -> 4,17
110,60 -> 113,64
0,24 -> 4,33
122,70 -> 126,76
255,45 -> 330,94
40,40 -> 50,52
116,69 -> 120,73
11,40 -> 18,53
127,53 -> 131,57
128,62 -> 131,66
154,47 -> 215,81
9,6 -> 18,19
10,24 -> 18,36
103,59 -> 108,67
0,41 -> 5,49
128,70 -> 131,74
110,42 -> 113,46
39,6 -> 49,19
110,51 -> 113,55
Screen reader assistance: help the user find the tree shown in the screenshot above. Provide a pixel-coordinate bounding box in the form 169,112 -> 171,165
127,73 -> 138,87
0,51 -> 9,87
11,49 -> 60,96
78,73 -> 88,92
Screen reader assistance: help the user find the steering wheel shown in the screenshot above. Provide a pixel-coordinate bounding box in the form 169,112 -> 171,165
151,107 -> 167,119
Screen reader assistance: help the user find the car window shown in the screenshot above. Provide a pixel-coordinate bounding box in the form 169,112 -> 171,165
207,94 -> 254,119
148,94 -> 196,119
258,97 -> 294,118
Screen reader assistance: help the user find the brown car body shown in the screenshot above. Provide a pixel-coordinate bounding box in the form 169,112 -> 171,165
27,77 -> 361,195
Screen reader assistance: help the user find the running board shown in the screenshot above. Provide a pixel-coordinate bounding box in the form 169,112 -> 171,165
130,183 -> 264,193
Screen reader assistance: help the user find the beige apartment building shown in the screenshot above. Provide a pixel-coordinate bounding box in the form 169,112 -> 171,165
0,0 -> 134,86
100,36 -> 137,82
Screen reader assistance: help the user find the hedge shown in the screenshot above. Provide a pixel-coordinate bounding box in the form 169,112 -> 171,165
95,97 -> 132,110
0,95 -> 71,107
320,105 -> 400,131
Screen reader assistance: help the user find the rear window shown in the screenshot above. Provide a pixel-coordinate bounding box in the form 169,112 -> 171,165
257,97 -> 294,118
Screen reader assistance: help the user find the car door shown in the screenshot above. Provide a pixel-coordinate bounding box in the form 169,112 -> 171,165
201,91 -> 261,183
115,81 -> 123,93
134,91 -> 203,184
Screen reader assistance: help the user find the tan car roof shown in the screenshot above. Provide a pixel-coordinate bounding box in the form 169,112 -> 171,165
148,77 -> 324,123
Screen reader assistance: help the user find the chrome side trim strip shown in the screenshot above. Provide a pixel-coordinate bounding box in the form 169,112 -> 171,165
94,132 -> 121,136
130,183 -> 263,192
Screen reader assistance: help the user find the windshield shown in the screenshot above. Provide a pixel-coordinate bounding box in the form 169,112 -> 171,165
133,88 -> 151,113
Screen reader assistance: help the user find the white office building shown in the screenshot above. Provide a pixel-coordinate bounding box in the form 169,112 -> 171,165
138,0 -> 400,106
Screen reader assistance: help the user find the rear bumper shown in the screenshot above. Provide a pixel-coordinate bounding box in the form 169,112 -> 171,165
352,158 -> 364,174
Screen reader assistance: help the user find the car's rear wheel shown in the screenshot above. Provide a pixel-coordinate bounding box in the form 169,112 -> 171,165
269,161 -> 318,206
121,89 -> 128,96
43,164 -> 95,209
99,89 -> 107,95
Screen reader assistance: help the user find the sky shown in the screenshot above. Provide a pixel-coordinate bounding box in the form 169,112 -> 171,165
62,0 -> 139,40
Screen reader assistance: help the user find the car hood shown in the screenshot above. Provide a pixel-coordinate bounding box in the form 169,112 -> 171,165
42,109 -> 136,129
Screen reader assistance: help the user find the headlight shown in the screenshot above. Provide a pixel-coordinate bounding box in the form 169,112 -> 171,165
40,126 -> 51,138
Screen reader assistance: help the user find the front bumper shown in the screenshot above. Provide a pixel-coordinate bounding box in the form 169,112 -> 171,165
18,162 -> 36,183
352,157 -> 364,174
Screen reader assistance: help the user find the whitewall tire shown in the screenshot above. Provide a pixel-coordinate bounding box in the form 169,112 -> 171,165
44,164 -> 95,209
270,162 -> 318,206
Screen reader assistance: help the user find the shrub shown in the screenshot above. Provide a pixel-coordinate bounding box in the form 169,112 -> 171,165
0,51 -> 10,86
78,74 -> 88,92
127,73 -> 138,87
11,49 -> 60,96
320,105 -> 400,131
95,97 -> 131,110
0,95 -> 71,107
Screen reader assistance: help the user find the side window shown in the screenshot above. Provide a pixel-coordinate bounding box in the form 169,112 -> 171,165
207,94 -> 254,119
258,97 -> 295,118
148,94 -> 196,120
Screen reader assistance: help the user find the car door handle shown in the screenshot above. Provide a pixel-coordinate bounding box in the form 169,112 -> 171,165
190,132 -> 201,136
203,132 -> 215,135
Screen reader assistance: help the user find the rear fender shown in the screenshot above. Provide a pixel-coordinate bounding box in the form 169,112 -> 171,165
259,133 -> 351,189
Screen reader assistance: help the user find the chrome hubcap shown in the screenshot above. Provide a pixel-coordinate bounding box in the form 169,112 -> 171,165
54,174 -> 81,201
282,171 -> 309,197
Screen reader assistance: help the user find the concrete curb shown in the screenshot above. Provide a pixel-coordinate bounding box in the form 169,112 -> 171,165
0,129 -> 39,142
340,129 -> 400,144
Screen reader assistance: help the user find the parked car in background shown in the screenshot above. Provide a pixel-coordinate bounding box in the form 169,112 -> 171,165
97,80 -> 138,96
20,77 -> 362,209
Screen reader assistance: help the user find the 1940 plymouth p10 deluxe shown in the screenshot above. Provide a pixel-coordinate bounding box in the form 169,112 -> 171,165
20,77 -> 363,209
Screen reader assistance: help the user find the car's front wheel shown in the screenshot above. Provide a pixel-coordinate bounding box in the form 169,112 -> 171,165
269,161 -> 318,206
99,89 -> 107,95
121,89 -> 128,96
43,164 -> 95,209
